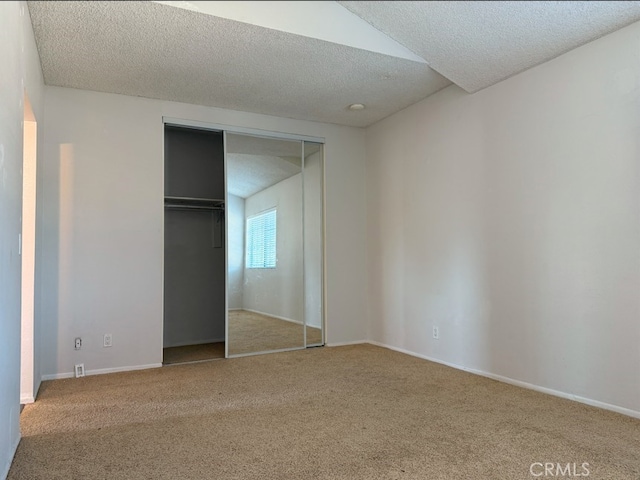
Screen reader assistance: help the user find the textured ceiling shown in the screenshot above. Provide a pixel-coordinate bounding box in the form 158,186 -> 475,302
340,1 -> 640,93
227,153 -> 300,199
27,1 -> 449,128
27,1 -> 640,127
226,133 -> 301,199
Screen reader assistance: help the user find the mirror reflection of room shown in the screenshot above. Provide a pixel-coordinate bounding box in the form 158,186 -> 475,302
302,141 -> 324,347
226,133 -> 308,356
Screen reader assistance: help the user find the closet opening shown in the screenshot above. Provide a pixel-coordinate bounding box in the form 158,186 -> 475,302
163,125 -> 226,365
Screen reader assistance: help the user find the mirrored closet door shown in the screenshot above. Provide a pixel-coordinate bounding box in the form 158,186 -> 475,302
226,133 -> 324,357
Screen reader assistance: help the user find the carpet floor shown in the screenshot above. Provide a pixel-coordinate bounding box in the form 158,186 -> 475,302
228,310 -> 322,355
9,344 -> 640,479
163,342 -> 225,364
163,311 -> 323,364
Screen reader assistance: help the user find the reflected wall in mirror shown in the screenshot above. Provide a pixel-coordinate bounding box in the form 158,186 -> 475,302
226,133 -> 306,356
304,142 -> 324,347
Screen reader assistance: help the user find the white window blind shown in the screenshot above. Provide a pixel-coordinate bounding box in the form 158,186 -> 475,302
246,209 -> 277,269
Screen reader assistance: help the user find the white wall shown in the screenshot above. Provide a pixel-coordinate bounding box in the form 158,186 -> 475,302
243,174 -> 303,322
24,0 -> 45,411
0,1 -> 44,477
40,88 -> 165,377
227,193 -> 245,309
40,86 -> 367,377
0,3 -> 23,474
366,21 -> 640,415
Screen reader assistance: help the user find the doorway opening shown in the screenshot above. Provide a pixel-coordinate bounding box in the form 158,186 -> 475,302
21,93 -> 37,403
162,125 -> 226,365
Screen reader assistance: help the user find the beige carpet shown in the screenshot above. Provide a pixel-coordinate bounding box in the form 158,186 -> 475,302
163,342 -> 225,364
162,312 -> 323,364
9,345 -> 640,479
228,310 -> 322,356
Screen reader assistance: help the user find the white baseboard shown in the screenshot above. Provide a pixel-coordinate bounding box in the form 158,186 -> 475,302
368,340 -> 640,420
2,431 -> 20,480
20,395 -> 35,404
234,308 -> 321,328
466,368 -> 640,420
326,340 -> 368,347
42,372 -> 74,380
42,363 -> 162,381
242,308 -> 302,325
367,341 -> 468,370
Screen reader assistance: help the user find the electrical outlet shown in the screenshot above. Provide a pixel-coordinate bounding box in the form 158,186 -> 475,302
103,334 -> 112,348
74,337 -> 82,350
433,326 -> 439,340
74,364 -> 85,378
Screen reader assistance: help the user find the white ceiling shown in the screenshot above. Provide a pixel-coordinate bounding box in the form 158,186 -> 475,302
226,133 -> 302,198
226,153 -> 300,199
339,1 -> 640,93
27,1 -> 640,127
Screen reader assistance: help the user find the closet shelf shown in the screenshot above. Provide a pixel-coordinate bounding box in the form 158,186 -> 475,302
164,196 -> 225,210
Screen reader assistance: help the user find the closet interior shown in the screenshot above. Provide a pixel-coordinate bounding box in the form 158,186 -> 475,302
163,126 -> 226,364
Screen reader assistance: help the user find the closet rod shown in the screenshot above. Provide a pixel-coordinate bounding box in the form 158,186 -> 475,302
165,195 -> 224,203
164,204 -> 225,211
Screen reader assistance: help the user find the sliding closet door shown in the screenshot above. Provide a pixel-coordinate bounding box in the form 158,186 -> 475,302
224,132 -> 326,356
163,126 -> 225,352
226,133 -> 305,356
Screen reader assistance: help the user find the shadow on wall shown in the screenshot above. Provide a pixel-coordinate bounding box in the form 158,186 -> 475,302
40,143 -> 75,378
